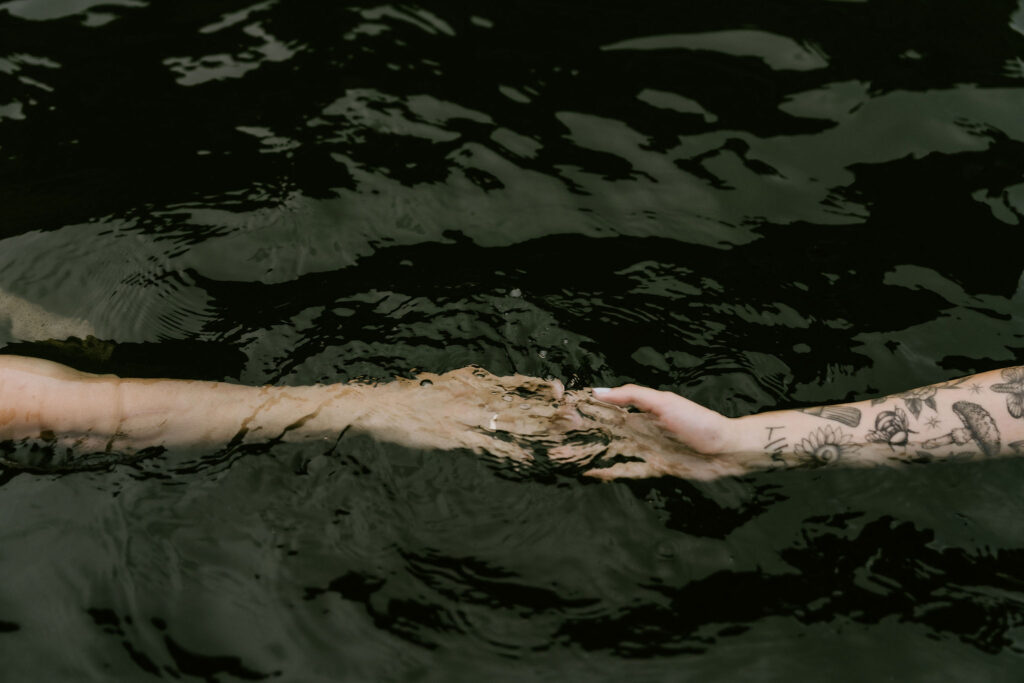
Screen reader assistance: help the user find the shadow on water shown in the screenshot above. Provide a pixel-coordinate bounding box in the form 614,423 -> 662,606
13,445 -> 1021,680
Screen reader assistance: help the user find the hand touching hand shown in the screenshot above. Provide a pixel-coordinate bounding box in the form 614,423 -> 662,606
579,384 -> 743,480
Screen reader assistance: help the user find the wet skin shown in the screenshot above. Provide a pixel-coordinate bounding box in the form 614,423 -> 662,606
3,355 -> 1024,479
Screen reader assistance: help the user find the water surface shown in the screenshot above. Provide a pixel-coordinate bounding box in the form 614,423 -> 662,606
2,0 -> 1024,679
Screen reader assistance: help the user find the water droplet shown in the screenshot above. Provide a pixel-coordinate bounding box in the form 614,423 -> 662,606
502,395 -> 514,402
538,350 -> 547,358
509,288 -> 522,297
419,379 -> 433,387
520,403 -> 530,410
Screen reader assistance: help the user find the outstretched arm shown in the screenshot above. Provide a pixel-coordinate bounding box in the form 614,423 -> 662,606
0,355 -> 571,469
592,367 -> 1024,478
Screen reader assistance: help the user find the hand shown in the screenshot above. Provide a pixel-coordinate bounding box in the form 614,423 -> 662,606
358,369 -> 745,481
579,384 -> 743,480
356,367 -> 582,462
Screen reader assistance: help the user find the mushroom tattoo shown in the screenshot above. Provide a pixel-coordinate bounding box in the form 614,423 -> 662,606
921,401 -> 1001,457
990,367 -> 1024,419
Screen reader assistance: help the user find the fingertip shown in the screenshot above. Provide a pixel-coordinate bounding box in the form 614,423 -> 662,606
591,386 -> 630,404
551,378 -> 565,400
590,384 -> 656,407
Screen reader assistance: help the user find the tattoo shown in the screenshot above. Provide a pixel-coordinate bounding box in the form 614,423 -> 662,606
866,408 -> 913,450
764,426 -> 787,450
794,426 -> 860,467
924,416 -> 941,429
990,367 -> 1024,419
763,426 -> 788,465
799,405 -> 861,427
967,383 -> 983,394
921,401 -> 1001,457
872,377 -> 966,420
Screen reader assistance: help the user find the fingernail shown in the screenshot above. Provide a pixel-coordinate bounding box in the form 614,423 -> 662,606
592,387 -> 610,395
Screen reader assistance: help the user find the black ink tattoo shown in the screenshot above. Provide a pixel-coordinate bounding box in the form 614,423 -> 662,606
990,367 -> 1024,419
763,426 -> 787,450
871,377 -> 966,420
866,408 -> 913,450
921,401 -> 1001,457
794,426 -> 860,467
967,383 -> 983,395
924,416 -> 941,429
763,426 -> 787,465
799,405 -> 861,428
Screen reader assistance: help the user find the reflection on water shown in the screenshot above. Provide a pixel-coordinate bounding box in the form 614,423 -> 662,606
2,0 -> 1024,679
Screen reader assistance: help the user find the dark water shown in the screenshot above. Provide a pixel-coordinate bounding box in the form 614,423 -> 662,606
2,0 -> 1024,679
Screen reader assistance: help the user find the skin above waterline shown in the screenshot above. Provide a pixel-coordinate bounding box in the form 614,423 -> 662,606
2,354 -> 1024,480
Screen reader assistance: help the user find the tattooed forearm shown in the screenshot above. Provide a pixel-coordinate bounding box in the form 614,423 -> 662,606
728,367 -> 1024,475
798,405 -> 861,427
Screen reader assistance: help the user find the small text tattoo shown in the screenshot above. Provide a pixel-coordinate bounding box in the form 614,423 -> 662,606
763,426 -> 787,464
763,426 -> 787,452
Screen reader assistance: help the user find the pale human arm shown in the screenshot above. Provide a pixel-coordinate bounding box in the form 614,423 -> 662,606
590,367 -> 1024,479
0,355 -> 572,469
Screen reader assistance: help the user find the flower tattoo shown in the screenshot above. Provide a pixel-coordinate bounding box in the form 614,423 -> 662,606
991,367 -> 1024,419
871,378 -> 965,419
895,386 -> 937,420
794,426 -> 860,466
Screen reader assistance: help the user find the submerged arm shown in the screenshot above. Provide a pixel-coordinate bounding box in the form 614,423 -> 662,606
0,355 -> 570,468
592,367 -> 1024,478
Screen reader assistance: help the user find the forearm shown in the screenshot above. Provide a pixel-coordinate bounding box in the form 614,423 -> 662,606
721,368 -> 1024,471
113,379 -> 371,450
0,355 -> 373,453
0,356 -> 564,464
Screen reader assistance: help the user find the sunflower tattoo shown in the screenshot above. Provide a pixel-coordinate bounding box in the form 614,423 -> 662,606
794,425 -> 861,467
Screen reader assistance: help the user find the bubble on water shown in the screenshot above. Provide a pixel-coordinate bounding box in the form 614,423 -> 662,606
520,403 -> 530,410
419,379 -> 433,387
502,394 -> 514,402
538,350 -> 547,358
509,288 -> 522,297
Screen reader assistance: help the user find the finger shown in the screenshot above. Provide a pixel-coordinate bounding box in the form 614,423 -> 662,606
591,384 -> 669,413
550,378 -> 565,401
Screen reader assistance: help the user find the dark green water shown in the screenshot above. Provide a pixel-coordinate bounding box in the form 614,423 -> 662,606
2,0 -> 1024,679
